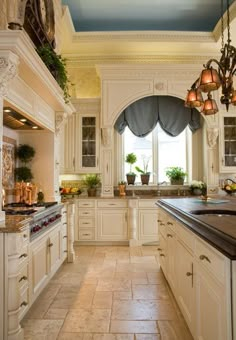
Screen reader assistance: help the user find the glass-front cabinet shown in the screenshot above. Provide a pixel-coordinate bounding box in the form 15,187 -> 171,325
75,113 -> 100,173
219,115 -> 236,172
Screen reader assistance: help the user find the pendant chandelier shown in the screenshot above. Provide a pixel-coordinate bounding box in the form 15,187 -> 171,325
185,0 -> 236,115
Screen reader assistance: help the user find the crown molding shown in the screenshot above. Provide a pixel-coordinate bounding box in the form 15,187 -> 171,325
71,30 -> 215,44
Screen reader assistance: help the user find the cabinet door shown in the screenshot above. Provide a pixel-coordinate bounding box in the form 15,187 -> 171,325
139,209 -> 158,243
219,115 -> 236,172
166,227 -> 176,291
49,228 -> 61,274
64,114 -> 75,173
30,237 -> 48,296
176,240 -> 195,336
97,209 -> 128,241
75,113 -> 100,173
195,265 -> 230,340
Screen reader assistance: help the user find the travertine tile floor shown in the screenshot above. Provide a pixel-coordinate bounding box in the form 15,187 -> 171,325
22,246 -> 193,340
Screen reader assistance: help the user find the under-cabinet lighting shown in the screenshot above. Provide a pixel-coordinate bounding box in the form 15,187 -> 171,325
20,118 -> 27,122
32,126 -> 38,129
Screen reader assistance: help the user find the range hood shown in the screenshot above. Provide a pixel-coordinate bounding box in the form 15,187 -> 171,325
3,107 -> 43,130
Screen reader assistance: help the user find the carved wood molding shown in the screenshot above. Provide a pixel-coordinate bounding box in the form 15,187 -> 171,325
207,127 -> 219,148
55,111 -> 68,134
7,0 -> 28,29
0,51 -> 19,97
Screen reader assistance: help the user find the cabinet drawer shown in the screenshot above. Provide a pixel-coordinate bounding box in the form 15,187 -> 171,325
79,218 -> 95,228
78,200 -> 95,208
78,209 -> 95,217
19,286 -> 29,320
176,222 -> 194,253
138,199 -> 157,208
159,221 -> 166,238
18,264 -> 29,292
97,200 -> 127,208
196,238 -> 227,284
79,229 -> 95,240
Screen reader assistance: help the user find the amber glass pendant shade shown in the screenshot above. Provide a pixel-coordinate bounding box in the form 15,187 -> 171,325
198,68 -> 221,93
185,89 -> 203,108
231,90 -> 236,106
202,94 -> 218,115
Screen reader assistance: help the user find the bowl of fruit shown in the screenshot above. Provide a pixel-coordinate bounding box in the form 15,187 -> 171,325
222,179 -> 236,195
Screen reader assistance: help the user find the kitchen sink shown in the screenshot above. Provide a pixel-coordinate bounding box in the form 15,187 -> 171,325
190,209 -> 236,216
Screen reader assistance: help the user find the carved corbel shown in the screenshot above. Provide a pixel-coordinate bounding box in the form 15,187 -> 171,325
207,127 -> 219,148
7,0 -> 28,30
0,51 -> 19,97
55,111 -> 68,135
101,127 -> 113,147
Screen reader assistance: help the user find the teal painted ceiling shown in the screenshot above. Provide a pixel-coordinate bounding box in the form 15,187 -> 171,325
61,0 -> 235,32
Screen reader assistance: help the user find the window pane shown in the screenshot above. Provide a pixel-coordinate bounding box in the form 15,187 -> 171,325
124,128 -> 153,183
157,125 -> 187,182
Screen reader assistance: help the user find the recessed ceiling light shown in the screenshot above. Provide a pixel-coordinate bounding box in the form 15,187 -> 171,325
32,126 -> 38,129
4,109 -> 11,112
20,118 -> 27,122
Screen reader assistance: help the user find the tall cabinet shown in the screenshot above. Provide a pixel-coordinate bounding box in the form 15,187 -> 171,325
63,99 -> 100,174
219,114 -> 236,173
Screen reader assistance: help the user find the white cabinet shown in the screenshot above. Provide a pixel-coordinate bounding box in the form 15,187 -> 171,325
97,200 -> 128,241
29,222 -> 63,303
75,113 -> 100,173
176,238 -> 195,336
195,238 -> 231,340
219,114 -> 236,172
138,199 -> 158,244
76,200 -> 96,241
158,206 -> 233,340
64,98 -> 100,174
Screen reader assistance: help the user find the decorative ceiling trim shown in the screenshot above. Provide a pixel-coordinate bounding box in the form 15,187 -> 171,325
65,53 -> 221,68
71,30 -> 215,44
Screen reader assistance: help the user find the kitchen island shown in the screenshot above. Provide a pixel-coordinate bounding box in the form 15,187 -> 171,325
157,197 -> 236,340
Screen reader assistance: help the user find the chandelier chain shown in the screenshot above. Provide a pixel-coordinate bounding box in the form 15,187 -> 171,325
221,0 -> 224,49
227,0 -> 231,43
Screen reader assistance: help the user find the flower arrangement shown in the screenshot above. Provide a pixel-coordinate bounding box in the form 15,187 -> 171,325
135,155 -> 151,175
189,180 -> 206,194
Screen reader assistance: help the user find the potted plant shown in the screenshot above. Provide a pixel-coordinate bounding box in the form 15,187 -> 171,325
189,180 -> 207,195
125,153 -> 137,185
36,44 -> 72,103
118,181 -> 126,196
82,174 -> 101,197
165,166 -> 187,185
15,144 -> 35,182
135,155 -> 151,185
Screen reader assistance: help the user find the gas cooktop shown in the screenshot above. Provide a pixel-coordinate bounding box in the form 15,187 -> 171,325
4,202 -> 58,216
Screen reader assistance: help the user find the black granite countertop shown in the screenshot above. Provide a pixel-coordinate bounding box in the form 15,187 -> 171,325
157,197 -> 236,259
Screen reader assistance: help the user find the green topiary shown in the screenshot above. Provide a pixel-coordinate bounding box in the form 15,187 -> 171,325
125,153 -> 137,174
16,144 -> 35,163
15,166 -> 33,182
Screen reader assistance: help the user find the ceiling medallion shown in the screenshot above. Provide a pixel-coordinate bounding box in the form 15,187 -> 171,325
185,0 -> 236,115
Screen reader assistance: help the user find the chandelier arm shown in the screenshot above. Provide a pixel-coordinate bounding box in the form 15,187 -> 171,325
205,58 -> 225,74
191,78 -> 200,89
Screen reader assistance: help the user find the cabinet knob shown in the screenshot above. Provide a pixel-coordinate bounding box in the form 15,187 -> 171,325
167,222 -> 173,225
19,275 -> 27,282
23,234 -> 27,238
157,219 -> 162,222
157,248 -> 162,251
20,301 -> 28,307
48,243 -> 54,247
63,235 -> 67,238
199,254 -> 211,263
160,223 -> 165,226
19,253 -> 28,259
167,234 -> 173,238
160,254 -> 165,257
83,233 -> 90,236
186,272 -> 193,276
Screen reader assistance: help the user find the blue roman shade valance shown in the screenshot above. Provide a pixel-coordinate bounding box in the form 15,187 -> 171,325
114,95 -> 201,137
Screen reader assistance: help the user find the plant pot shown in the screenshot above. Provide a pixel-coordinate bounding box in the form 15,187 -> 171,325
126,174 -> 136,185
170,179 -> 184,185
119,184 -> 126,196
87,188 -> 96,197
141,174 -> 150,185
193,188 -> 202,195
